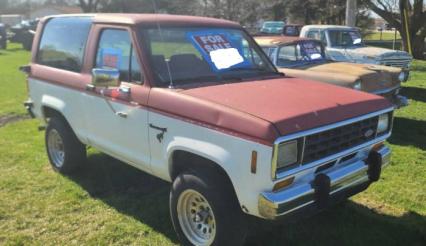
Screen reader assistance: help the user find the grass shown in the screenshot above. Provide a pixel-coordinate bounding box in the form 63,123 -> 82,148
364,31 -> 401,41
0,43 -> 425,245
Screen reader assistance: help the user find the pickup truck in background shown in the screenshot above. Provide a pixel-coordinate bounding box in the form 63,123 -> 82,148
23,14 -> 394,246
300,25 -> 412,82
255,36 -> 408,108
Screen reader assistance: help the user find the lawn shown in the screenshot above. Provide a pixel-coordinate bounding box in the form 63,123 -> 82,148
364,31 -> 401,41
0,43 -> 425,245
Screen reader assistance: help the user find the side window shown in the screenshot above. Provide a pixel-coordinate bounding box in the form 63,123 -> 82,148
95,29 -> 143,84
37,17 -> 92,72
307,30 -> 320,40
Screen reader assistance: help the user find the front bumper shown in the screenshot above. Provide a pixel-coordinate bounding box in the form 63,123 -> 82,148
258,146 -> 391,220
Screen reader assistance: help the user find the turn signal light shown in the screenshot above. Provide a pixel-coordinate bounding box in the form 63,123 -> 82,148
273,176 -> 295,192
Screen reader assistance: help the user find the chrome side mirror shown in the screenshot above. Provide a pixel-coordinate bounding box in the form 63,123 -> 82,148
91,68 -> 120,88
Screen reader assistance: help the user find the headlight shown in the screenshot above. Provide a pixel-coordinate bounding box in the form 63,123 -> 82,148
398,71 -> 408,82
353,80 -> 362,90
377,113 -> 390,134
276,140 -> 298,169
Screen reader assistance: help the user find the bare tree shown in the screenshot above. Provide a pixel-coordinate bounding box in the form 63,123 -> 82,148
78,0 -> 102,12
362,0 -> 426,59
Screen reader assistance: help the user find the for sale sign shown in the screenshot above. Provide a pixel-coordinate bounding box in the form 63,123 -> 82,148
187,30 -> 251,71
192,34 -> 233,53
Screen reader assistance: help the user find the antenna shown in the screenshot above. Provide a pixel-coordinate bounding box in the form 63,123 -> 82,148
150,0 -> 175,89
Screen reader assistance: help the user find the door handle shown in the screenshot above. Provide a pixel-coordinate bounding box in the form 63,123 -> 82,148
149,124 -> 167,143
116,112 -> 127,118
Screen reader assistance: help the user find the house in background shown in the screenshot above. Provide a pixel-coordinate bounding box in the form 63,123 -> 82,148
29,5 -> 82,19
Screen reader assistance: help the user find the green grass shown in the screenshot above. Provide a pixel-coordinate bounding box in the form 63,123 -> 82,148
0,43 -> 30,116
0,43 -> 425,245
364,31 -> 401,41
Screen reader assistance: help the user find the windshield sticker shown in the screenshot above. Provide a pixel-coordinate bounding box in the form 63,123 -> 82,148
99,48 -> 122,69
186,30 -> 251,71
300,42 -> 323,60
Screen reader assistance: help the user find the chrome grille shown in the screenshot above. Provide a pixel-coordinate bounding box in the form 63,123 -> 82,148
302,116 -> 379,163
381,58 -> 411,68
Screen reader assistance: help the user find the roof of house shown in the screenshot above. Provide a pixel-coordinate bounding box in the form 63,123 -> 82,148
40,13 -> 240,28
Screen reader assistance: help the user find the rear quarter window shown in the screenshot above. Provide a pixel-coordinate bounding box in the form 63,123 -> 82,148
36,17 -> 92,72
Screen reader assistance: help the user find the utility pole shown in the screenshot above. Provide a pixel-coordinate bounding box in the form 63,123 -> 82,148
345,0 -> 357,27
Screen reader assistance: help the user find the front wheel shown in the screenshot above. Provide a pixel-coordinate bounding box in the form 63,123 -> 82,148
170,171 -> 247,246
45,117 -> 86,174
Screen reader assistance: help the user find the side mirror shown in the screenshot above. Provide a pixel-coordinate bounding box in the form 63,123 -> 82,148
91,68 -> 120,88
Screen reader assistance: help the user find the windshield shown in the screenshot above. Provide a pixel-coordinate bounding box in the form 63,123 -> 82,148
264,22 -> 284,28
141,27 -> 278,87
275,41 -> 325,67
328,29 -> 363,47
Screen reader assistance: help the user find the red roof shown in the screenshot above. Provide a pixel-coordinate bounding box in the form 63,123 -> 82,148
41,13 -> 240,28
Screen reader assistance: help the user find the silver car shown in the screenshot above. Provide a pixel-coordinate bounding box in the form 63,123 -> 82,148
300,25 -> 412,81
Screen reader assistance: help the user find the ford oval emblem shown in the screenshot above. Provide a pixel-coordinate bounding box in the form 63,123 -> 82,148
364,129 -> 374,138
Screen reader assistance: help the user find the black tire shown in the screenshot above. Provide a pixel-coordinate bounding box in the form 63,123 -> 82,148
45,117 -> 86,174
170,170 -> 247,246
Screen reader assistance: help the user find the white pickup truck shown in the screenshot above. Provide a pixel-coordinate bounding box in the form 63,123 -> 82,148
23,14 -> 394,246
300,25 -> 412,82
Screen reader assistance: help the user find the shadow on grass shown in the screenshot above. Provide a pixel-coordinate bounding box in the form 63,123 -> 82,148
246,201 -> 426,246
67,152 -> 426,245
401,86 -> 426,103
389,117 -> 426,150
67,152 -> 178,243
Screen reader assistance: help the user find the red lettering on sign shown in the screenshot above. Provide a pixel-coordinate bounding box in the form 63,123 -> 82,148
193,34 -> 233,53
103,55 -> 118,68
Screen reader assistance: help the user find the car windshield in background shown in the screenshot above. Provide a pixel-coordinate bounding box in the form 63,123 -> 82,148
276,41 -> 325,67
264,22 -> 284,28
141,27 -> 278,87
328,29 -> 364,47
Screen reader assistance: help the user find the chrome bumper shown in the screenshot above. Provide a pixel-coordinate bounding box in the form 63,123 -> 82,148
259,146 -> 391,220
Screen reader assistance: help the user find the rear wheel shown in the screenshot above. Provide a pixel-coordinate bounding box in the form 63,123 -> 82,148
45,117 -> 86,174
170,170 -> 247,246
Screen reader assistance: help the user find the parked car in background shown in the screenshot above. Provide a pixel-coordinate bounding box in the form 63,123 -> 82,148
300,25 -> 412,81
282,24 -> 303,37
255,36 -> 408,108
0,23 -> 7,49
260,21 -> 285,34
9,19 -> 38,51
23,14 -> 394,246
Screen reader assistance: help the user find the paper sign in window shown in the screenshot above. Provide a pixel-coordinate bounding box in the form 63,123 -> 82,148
187,30 -> 250,71
99,48 -> 122,69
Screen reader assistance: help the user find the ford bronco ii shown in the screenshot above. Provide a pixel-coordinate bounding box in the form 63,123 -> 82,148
255,36 -> 408,108
23,14 -> 394,246
300,25 -> 412,81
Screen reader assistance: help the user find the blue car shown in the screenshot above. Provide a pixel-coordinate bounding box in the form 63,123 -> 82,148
260,21 -> 285,34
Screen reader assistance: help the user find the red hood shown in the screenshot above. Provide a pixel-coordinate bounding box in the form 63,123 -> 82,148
180,78 -> 392,136
148,78 -> 392,145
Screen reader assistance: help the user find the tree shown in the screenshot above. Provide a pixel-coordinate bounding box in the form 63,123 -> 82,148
78,0 -> 102,12
362,0 -> 426,59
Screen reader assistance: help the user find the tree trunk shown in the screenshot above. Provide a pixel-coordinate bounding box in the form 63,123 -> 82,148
412,35 -> 426,59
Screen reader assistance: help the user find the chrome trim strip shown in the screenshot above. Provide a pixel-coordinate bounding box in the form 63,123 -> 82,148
371,85 -> 400,95
271,107 -> 394,180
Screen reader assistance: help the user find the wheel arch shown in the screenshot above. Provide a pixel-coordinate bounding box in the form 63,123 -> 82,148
168,149 -> 242,208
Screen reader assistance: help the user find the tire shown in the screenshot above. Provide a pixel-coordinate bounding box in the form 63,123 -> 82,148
45,117 -> 86,174
170,170 -> 247,246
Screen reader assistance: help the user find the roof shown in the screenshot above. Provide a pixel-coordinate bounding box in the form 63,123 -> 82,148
254,36 -> 314,46
303,25 -> 357,30
40,13 -> 240,28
